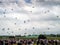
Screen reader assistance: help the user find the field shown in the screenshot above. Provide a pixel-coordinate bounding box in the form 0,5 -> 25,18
0,35 -> 60,40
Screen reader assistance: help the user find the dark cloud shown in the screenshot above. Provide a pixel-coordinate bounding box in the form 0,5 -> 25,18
24,0 -> 32,3
33,0 -> 60,6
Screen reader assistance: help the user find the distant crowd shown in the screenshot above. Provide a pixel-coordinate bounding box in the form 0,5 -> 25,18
0,38 -> 60,45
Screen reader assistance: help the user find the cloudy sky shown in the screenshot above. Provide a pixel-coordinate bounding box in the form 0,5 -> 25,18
0,0 -> 60,36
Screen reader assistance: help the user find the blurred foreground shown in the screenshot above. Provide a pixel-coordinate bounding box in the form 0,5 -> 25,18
0,34 -> 60,45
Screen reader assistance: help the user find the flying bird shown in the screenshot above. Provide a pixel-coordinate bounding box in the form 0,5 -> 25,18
24,21 -> 26,23
33,27 -> 35,29
3,12 -> 5,14
7,28 -> 10,30
19,28 -> 21,30
4,15 -> 6,17
57,16 -> 59,18
14,23 -> 16,25
11,9 -> 13,11
32,6 -> 35,8
27,20 -> 30,22
48,28 -> 50,30
0,1 -> 2,3
2,28 -> 5,31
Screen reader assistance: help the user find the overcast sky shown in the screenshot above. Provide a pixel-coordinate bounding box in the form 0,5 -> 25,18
0,0 -> 60,36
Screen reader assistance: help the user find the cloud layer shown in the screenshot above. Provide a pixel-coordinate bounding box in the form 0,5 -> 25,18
0,0 -> 60,36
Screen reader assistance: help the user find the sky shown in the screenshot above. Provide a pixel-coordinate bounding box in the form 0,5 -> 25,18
0,0 -> 60,36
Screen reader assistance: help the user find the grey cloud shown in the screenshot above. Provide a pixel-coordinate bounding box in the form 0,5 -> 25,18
0,0 -> 60,35
32,0 -> 60,6
31,14 -> 60,22
0,0 -> 60,7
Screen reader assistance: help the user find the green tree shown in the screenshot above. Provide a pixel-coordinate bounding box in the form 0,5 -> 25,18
38,34 -> 47,39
